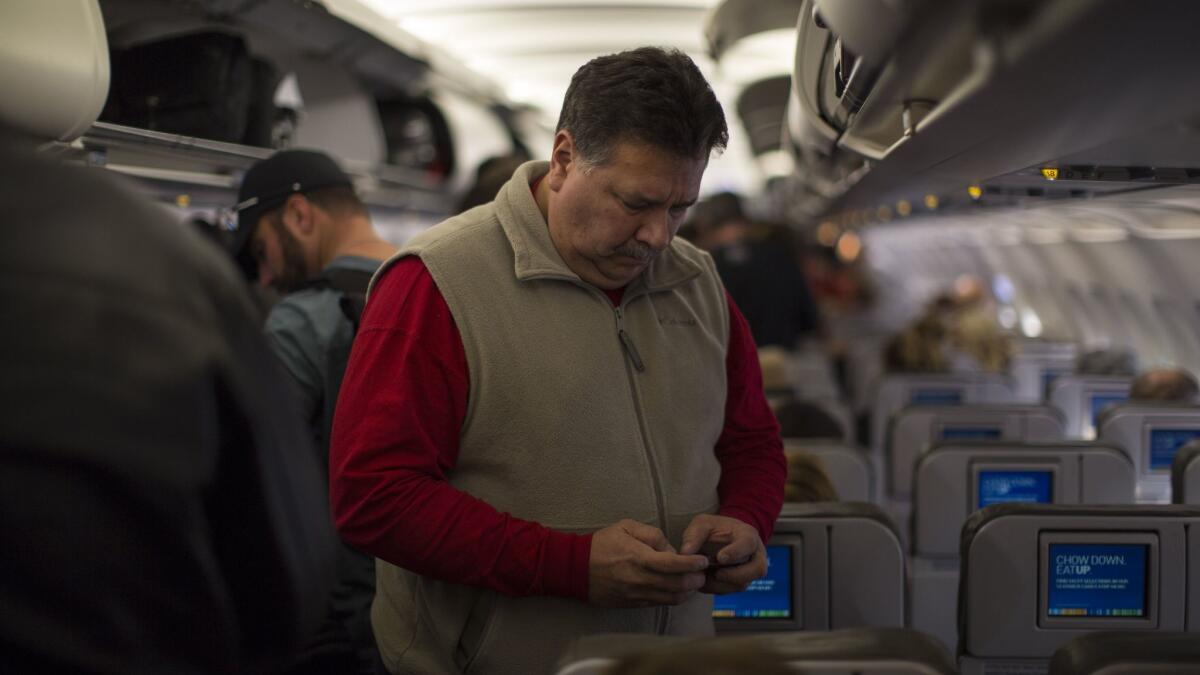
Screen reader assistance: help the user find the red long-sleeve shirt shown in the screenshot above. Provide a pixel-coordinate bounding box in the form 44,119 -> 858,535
330,255 -> 785,602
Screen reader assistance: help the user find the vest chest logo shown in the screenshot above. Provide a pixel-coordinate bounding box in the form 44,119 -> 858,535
659,316 -> 698,327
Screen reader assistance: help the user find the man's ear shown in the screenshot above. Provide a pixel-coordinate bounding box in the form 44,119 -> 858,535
280,194 -> 316,238
546,129 -> 578,191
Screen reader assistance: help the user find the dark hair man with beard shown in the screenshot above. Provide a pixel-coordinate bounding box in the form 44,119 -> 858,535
231,149 -> 396,674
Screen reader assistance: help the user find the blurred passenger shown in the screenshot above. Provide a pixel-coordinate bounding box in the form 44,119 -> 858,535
457,152 -> 528,212
689,193 -> 820,349
785,451 -> 840,503
758,345 -> 794,403
948,304 -> 1011,373
1076,348 -> 1137,376
774,399 -> 846,440
231,149 -> 395,674
0,126 -> 335,673
1130,368 -> 1200,402
883,314 -> 949,373
758,347 -> 845,438
942,275 -> 1012,373
604,641 -> 794,675
330,47 -> 785,674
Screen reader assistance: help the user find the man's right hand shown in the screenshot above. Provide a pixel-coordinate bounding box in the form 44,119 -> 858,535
587,519 -> 710,608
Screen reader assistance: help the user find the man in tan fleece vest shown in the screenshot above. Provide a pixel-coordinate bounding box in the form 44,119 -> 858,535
330,47 -> 786,674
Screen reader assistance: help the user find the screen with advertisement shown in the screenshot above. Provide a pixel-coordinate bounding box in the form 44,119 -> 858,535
1089,392 -> 1127,427
941,426 -> 1003,441
978,470 -> 1053,509
712,545 -> 792,619
1149,428 -> 1200,470
911,389 -> 964,406
1046,543 -> 1148,618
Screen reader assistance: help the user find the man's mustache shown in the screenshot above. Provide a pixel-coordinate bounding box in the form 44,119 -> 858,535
613,242 -> 655,260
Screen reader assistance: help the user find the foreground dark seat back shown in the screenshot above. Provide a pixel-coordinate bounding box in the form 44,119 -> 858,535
556,628 -> 956,675
1049,631 -> 1200,675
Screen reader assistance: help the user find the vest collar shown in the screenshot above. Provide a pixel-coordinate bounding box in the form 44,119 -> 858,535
495,160 -> 704,295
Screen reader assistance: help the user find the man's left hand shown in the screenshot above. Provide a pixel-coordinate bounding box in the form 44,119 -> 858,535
679,514 -> 766,594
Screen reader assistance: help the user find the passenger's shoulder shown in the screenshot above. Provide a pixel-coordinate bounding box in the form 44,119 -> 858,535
2,144 -> 256,321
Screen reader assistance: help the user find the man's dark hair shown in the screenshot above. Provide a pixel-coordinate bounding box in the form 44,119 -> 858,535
556,47 -> 728,165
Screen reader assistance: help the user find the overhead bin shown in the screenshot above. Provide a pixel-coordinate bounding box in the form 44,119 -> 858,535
50,0 -> 542,224
788,0 -> 1200,219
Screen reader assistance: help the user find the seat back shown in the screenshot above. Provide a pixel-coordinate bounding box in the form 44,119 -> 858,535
1097,402 -> 1200,503
912,442 -> 1134,558
556,628 -> 955,675
714,502 -> 905,634
790,441 -> 873,503
1170,440 -> 1200,505
888,404 -> 1065,498
869,373 -> 1017,455
1048,375 -> 1132,438
1049,631 -> 1200,675
958,504 -> 1200,672
1011,341 -> 1078,403
788,347 -> 842,401
0,1 -> 110,141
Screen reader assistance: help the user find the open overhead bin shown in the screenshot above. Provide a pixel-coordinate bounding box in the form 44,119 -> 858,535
788,0 -> 1200,221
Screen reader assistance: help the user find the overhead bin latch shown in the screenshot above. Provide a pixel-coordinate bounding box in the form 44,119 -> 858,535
902,100 -> 936,137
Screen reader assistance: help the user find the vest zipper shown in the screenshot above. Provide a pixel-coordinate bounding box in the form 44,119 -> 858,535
613,300 -> 669,635
614,306 -> 646,373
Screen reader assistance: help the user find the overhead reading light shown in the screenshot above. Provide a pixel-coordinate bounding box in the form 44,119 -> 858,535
816,221 -> 840,246
836,231 -> 862,262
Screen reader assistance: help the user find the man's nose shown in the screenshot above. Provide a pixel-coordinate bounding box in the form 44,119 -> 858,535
637,211 -> 671,251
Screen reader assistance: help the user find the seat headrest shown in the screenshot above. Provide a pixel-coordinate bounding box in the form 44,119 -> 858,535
1049,631 -> 1200,675
0,0 -> 110,141
779,501 -> 901,539
960,503 -> 1200,558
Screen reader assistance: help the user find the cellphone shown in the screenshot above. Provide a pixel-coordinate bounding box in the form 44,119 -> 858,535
699,540 -> 749,568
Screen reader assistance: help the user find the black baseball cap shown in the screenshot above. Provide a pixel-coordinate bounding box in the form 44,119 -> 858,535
230,149 -> 354,278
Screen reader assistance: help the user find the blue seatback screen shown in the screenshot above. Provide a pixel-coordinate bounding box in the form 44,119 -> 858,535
1149,428 -> 1200,470
911,389 -> 964,406
1047,543 -> 1148,617
1089,393 -> 1127,427
941,427 -> 1002,441
712,545 -> 792,619
978,470 -> 1053,509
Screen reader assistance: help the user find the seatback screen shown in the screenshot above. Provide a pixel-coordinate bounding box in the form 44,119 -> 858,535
1149,428 -> 1200,470
712,545 -> 792,619
941,426 -> 1002,441
1047,543 -> 1148,618
911,389 -> 963,406
978,470 -> 1053,509
1089,392 -> 1127,427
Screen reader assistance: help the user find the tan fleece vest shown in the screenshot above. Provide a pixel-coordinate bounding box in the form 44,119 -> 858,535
370,161 -> 729,674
